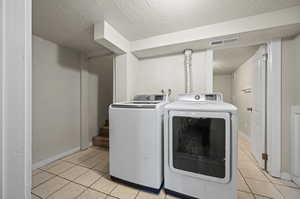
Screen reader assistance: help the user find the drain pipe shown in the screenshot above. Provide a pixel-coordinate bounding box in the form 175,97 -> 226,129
184,49 -> 193,93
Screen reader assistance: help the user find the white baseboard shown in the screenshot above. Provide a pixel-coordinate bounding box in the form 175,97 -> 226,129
292,176 -> 300,186
280,172 -> 293,181
32,147 -> 80,169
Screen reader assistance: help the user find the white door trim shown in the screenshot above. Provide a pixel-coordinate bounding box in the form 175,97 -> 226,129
266,40 -> 281,177
0,0 -> 4,196
290,105 -> 300,186
1,0 -> 32,198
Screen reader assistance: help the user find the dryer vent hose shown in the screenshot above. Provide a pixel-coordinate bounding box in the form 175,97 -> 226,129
184,49 -> 193,93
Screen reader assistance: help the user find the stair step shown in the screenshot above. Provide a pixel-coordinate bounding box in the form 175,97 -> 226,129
99,127 -> 109,137
104,120 -> 109,127
92,136 -> 109,148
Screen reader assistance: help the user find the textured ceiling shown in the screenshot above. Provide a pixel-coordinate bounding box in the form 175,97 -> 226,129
213,45 -> 260,75
33,0 -> 300,54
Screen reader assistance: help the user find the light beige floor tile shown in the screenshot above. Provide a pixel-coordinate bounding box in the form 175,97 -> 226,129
47,161 -> 74,175
238,160 -> 258,170
32,169 -> 43,176
106,196 -> 118,199
77,189 -> 106,199
275,184 -> 300,199
136,190 -> 165,199
239,153 -> 252,160
32,171 -> 55,188
59,165 -> 89,181
32,176 -> 69,198
238,172 -> 251,192
74,170 -> 103,187
110,184 -> 139,199
91,177 -> 117,194
240,167 -> 269,182
47,182 -> 86,199
246,179 -> 284,199
238,191 -> 255,199
63,150 -> 95,164
165,194 -> 180,199
40,160 -> 64,170
80,156 -> 102,168
93,162 -> 109,173
82,150 -> 102,160
31,194 -> 40,199
62,151 -> 83,162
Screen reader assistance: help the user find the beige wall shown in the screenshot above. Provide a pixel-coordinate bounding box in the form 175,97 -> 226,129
88,55 -> 113,139
131,51 -> 211,100
32,36 -> 81,164
213,74 -> 233,103
281,34 -> 300,173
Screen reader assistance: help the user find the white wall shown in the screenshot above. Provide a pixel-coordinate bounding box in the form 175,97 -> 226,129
131,51 -> 211,100
32,36 -> 81,164
232,49 -> 261,138
213,75 -> 233,103
126,52 -> 140,100
88,55 -> 113,139
281,34 -> 300,173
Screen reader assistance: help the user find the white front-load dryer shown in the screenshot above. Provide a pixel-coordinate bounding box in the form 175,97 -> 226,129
164,93 -> 238,199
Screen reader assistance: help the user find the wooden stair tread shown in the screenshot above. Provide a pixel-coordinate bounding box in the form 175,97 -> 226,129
92,136 -> 109,148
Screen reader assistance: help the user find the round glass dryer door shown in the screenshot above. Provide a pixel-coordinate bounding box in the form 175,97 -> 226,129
168,111 -> 231,184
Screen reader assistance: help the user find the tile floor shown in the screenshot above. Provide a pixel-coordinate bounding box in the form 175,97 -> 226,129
32,138 -> 300,199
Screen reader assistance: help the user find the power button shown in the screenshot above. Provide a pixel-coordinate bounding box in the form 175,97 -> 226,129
195,95 -> 200,100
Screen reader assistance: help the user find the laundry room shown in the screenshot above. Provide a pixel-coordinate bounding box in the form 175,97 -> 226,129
2,1 -> 300,199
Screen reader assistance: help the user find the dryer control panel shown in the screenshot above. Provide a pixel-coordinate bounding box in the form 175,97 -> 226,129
176,93 -> 223,103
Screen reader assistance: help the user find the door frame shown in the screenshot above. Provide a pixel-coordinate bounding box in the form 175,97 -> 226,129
1,0 -> 32,198
251,45 -> 268,170
266,40 -> 281,177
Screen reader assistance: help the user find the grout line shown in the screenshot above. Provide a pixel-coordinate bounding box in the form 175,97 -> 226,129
32,148 -> 108,194
44,180 -> 72,199
238,169 -> 256,198
31,192 -> 42,199
238,137 -> 289,199
32,169 -> 43,177
270,182 -> 287,199
134,190 -> 141,199
31,173 -> 56,190
61,151 -> 109,173
73,189 -> 87,199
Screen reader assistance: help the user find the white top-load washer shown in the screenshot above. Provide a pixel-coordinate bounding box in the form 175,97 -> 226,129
109,94 -> 168,193
164,93 -> 238,199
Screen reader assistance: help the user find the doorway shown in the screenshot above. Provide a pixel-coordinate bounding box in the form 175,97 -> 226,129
212,44 -> 298,198
213,44 -> 267,170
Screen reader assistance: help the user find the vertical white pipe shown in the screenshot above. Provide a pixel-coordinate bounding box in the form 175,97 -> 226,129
206,49 -> 213,93
184,49 -> 193,93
